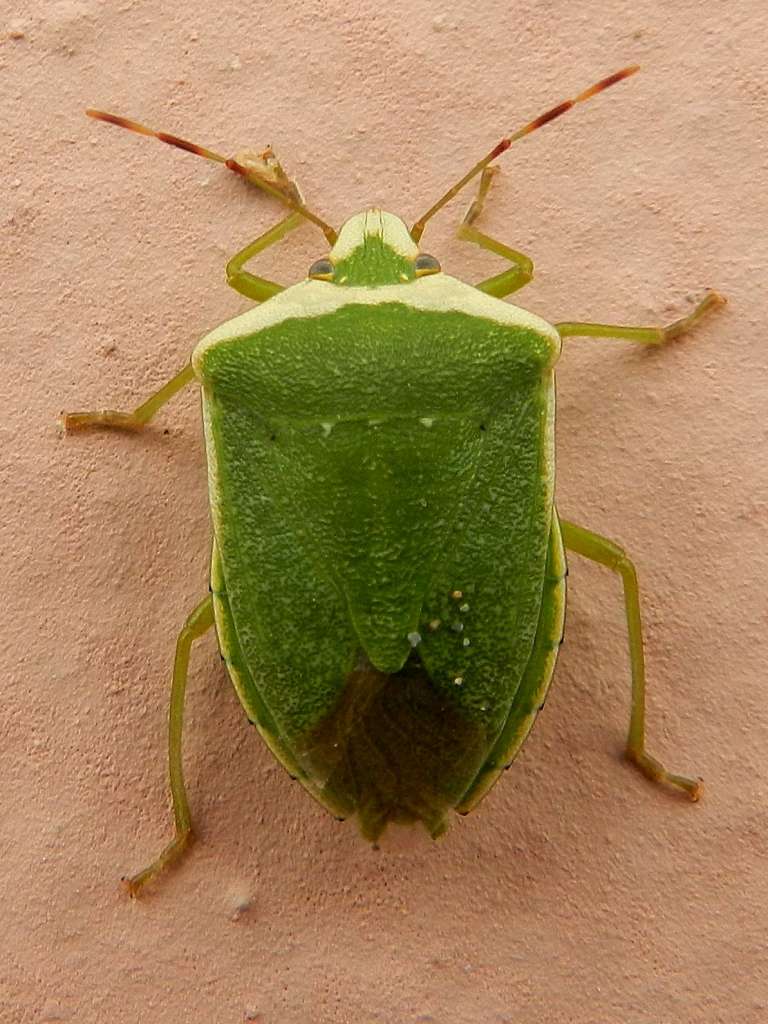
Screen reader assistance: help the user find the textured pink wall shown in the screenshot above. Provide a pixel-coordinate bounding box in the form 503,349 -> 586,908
4,1 -> 767,1021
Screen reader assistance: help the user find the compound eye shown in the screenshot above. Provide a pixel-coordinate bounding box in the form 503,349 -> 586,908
308,258 -> 335,281
414,253 -> 441,277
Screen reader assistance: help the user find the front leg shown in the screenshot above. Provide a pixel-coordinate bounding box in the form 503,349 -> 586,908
457,166 -> 535,299
225,212 -> 304,301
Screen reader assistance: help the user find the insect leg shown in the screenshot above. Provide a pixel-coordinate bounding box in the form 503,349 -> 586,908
226,211 -> 304,301
124,595 -> 216,897
61,362 -> 196,433
559,519 -> 702,801
555,290 -> 725,343
457,167 -> 534,298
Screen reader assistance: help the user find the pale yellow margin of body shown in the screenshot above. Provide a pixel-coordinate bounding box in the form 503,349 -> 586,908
192,273 -> 562,369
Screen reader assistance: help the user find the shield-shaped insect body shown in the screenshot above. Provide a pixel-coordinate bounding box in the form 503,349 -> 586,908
64,67 -> 722,894
194,211 -> 564,841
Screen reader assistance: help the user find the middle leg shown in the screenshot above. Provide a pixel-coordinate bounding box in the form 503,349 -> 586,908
555,290 -> 725,345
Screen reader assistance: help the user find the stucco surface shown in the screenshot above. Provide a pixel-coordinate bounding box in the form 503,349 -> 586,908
3,1 -> 767,1021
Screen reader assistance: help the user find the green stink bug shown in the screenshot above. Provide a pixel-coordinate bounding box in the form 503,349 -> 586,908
64,66 -> 724,895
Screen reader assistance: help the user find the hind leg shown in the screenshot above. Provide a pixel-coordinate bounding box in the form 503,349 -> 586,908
560,520 -> 702,800
124,596 -> 215,896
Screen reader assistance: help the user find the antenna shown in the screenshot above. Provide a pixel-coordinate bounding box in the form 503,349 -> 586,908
86,109 -> 338,244
411,66 -> 639,242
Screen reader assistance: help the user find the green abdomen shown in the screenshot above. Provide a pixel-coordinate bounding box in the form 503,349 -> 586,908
211,515 -> 565,840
